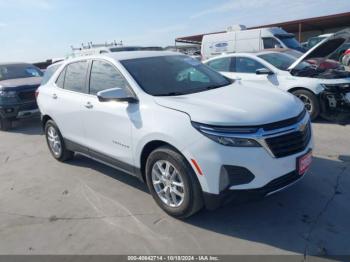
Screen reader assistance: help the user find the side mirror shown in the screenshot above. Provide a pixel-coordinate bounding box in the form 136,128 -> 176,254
97,87 -> 138,103
256,68 -> 274,75
274,44 -> 283,48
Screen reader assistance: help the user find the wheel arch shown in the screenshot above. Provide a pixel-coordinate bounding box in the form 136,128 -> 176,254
41,114 -> 53,131
140,140 -> 175,181
288,86 -> 317,95
139,140 -> 192,183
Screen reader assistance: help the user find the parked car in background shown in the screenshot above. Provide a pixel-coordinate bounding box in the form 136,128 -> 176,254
201,26 -> 304,60
0,63 -> 43,130
37,51 -> 312,218
204,29 -> 350,121
304,33 -> 333,50
328,42 -> 350,62
267,48 -> 343,70
341,52 -> 350,66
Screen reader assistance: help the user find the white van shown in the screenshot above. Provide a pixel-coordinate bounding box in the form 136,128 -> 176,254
201,26 -> 304,60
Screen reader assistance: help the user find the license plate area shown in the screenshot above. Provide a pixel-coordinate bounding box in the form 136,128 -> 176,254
297,150 -> 312,176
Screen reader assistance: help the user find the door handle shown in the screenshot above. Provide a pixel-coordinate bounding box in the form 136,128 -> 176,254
52,94 -> 58,99
84,102 -> 93,109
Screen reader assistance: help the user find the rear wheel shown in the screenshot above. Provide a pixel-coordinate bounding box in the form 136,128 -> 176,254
292,89 -> 320,120
0,116 -> 12,131
45,120 -> 74,162
145,146 -> 203,218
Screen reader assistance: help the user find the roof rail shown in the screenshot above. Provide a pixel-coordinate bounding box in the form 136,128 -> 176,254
71,40 -> 123,51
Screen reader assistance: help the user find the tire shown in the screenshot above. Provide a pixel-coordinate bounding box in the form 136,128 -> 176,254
292,89 -> 320,121
45,120 -> 74,162
0,116 -> 12,131
145,146 -> 203,218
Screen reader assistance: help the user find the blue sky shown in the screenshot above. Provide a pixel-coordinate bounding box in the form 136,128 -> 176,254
0,0 -> 350,63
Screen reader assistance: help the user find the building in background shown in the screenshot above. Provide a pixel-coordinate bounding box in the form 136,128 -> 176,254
175,12 -> 350,45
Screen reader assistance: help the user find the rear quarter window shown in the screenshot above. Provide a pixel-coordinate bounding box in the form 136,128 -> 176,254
62,61 -> 89,93
41,63 -> 61,85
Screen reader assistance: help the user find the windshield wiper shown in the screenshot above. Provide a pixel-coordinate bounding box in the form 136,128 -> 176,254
156,92 -> 186,96
204,82 -> 230,91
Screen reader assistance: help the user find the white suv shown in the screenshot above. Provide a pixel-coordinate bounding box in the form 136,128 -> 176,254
37,51 -> 313,218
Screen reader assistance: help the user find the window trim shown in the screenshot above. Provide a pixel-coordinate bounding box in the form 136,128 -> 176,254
87,58 -> 137,98
233,56 -> 269,74
207,57 -> 234,73
54,60 -> 90,94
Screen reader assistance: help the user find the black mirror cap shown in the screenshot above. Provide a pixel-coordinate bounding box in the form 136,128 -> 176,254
97,95 -> 138,103
256,68 -> 274,75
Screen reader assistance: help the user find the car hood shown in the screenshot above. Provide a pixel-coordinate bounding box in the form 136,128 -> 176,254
154,84 -> 304,126
288,29 -> 350,70
0,77 -> 42,91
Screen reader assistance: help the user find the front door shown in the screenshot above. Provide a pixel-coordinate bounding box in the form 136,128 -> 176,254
223,56 -> 276,88
81,59 -> 135,172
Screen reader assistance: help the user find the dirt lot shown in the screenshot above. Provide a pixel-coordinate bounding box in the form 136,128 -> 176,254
0,118 -> 349,256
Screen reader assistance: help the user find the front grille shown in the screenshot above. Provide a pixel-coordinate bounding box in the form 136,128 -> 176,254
262,109 -> 306,131
265,121 -> 311,158
18,91 -> 36,102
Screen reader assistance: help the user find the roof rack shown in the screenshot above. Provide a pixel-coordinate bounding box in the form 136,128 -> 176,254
71,40 -> 123,51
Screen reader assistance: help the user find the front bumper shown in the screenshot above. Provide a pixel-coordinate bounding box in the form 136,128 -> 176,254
203,170 -> 305,210
0,101 -> 39,120
319,88 -> 350,121
181,111 -> 313,210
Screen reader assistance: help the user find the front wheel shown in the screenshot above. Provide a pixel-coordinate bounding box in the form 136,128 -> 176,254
45,120 -> 74,162
292,89 -> 320,120
145,146 -> 203,218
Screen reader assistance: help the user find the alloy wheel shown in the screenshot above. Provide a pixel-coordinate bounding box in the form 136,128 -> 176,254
151,160 -> 185,208
297,94 -> 313,113
47,126 -> 62,157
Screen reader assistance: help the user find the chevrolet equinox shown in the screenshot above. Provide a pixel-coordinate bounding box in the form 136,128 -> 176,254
37,51 -> 313,218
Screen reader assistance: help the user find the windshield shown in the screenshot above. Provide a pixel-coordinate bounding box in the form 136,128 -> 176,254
121,55 -> 231,96
0,64 -> 43,81
258,52 -> 311,71
276,35 -> 302,49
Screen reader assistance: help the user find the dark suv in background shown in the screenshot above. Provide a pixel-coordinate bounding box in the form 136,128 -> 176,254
0,63 -> 43,130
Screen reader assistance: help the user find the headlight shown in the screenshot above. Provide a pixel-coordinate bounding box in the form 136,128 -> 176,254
0,90 -> 17,98
191,122 -> 261,147
321,83 -> 350,91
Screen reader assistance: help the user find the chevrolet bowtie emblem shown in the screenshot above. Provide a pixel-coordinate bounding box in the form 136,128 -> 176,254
299,123 -> 307,132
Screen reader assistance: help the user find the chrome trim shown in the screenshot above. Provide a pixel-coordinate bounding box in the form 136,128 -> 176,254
265,174 -> 305,196
196,113 -> 311,158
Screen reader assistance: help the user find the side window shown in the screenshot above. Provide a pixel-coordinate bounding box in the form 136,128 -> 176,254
235,57 -> 267,74
55,67 -> 66,88
263,37 -> 281,49
206,57 -> 232,72
64,61 -> 89,93
89,60 -> 129,95
41,63 -> 61,85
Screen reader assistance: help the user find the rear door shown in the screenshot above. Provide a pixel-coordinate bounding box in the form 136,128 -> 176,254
50,61 -> 89,147
81,59 -> 135,172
